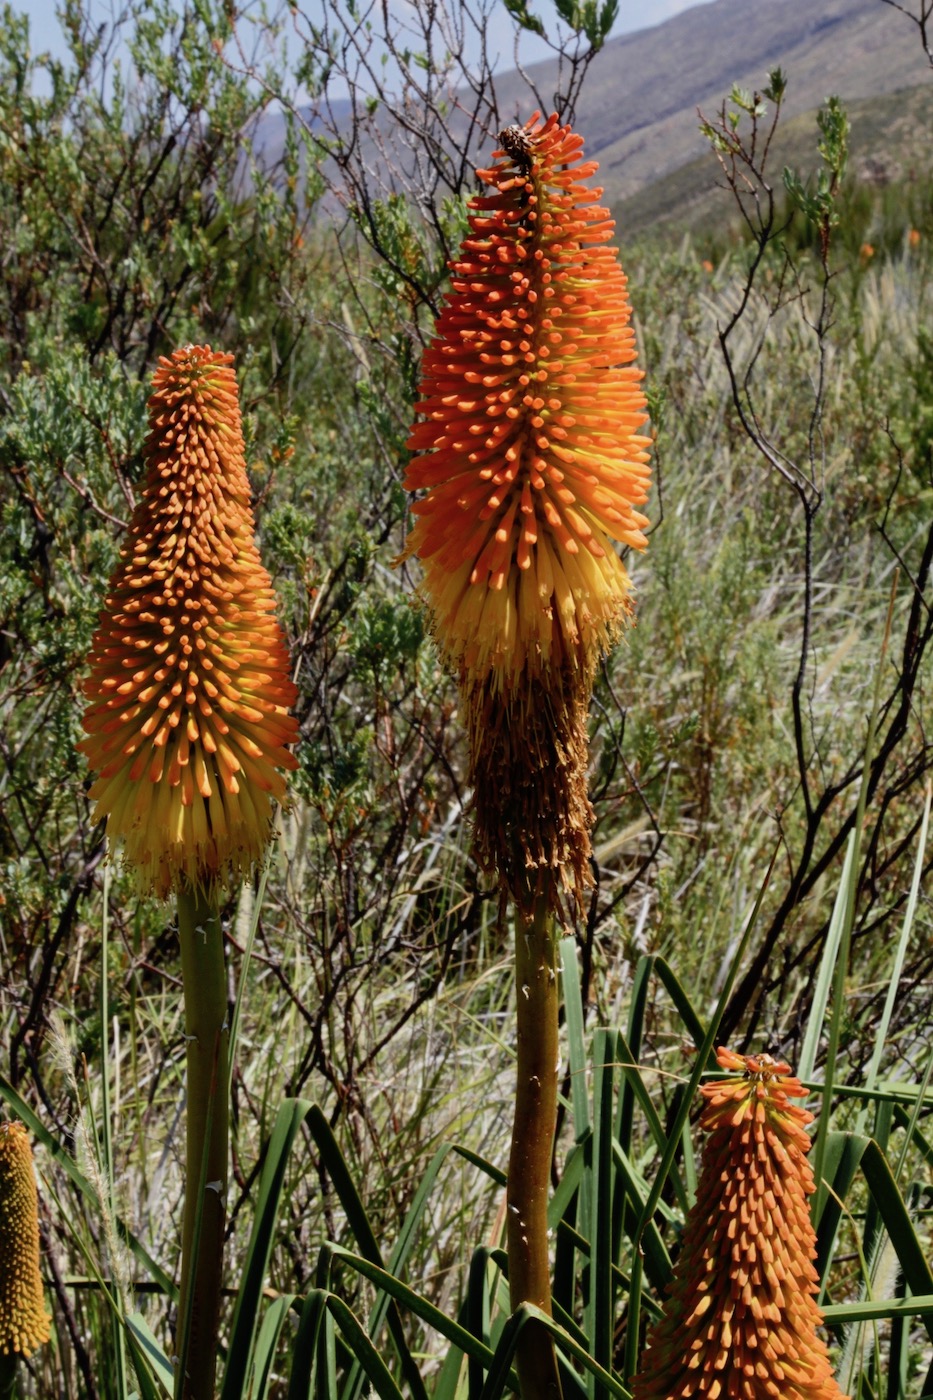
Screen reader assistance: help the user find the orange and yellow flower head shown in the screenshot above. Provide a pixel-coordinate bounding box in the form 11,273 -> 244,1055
632,1048 -> 849,1400
0,1122 -> 51,1358
80,346 -> 299,898
403,114 -> 651,911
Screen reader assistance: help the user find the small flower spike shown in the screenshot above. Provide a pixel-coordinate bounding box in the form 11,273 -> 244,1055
0,1122 -> 51,1358
632,1048 -> 849,1400
80,346 -> 299,896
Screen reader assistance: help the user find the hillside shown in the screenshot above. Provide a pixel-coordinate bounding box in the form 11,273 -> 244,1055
613,79 -> 933,233
491,0 -> 932,205
262,0 -> 933,232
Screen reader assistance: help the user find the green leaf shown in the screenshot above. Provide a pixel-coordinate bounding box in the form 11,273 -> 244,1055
560,936 -> 591,1141
814,1130 -> 871,1283
764,66 -> 787,103
325,1295 -> 406,1400
822,1294 -> 933,1324
342,1139 -> 465,1400
303,1108 -> 427,1400
479,1305 -> 629,1400
502,0 -> 545,37
126,1314 -> 175,1397
286,1291 -> 328,1400
798,832 -> 856,1084
252,1295 -> 299,1399
860,1139 -> 933,1343
588,1029 -> 617,1380
221,1098 -> 316,1400
862,787 -> 931,1120
615,1025 -> 688,1214
325,1243 -> 501,1373
617,955 -> 652,1156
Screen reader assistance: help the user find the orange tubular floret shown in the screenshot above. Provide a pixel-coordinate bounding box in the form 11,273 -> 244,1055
80,346 -> 299,897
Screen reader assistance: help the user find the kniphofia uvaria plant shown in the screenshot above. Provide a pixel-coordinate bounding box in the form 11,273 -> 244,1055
632,1048 -> 849,1400
80,345 -> 298,1399
402,112 -> 651,1396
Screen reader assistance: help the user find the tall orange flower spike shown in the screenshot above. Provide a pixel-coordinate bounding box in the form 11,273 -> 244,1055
0,1122 -> 51,1359
632,1048 -> 849,1400
81,346 -> 299,897
403,113 -> 651,912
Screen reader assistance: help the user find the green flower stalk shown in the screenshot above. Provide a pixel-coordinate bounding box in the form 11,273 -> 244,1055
80,346 -> 299,1399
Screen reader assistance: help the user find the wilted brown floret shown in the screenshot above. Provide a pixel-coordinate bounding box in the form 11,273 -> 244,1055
0,1122 -> 51,1358
80,346 -> 299,896
632,1048 -> 848,1400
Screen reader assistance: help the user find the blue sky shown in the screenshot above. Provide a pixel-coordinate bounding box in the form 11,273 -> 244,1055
17,0 -> 717,72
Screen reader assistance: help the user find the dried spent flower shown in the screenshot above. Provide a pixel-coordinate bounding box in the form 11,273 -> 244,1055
632,1048 -> 849,1400
402,113 -> 651,911
80,346 -> 299,897
0,1122 -> 51,1358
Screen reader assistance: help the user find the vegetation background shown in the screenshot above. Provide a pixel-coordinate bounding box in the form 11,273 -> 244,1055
0,0 -> 931,1394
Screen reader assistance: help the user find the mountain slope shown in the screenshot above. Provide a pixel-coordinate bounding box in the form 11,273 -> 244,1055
614,79 -> 932,233
489,0 -> 931,204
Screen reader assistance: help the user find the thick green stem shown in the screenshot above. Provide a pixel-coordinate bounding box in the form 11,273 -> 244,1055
508,894 -> 564,1399
176,884 -> 228,1400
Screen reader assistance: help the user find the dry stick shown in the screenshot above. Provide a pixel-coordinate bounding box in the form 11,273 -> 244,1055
508,892 -> 564,1400
176,884 -> 229,1400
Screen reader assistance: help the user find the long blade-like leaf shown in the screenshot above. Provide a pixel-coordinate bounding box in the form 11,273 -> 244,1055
222,1098 -> 315,1400
303,1109 -> 427,1400
325,1295 -> 406,1400
125,1313 -> 174,1400
285,1289 -> 328,1400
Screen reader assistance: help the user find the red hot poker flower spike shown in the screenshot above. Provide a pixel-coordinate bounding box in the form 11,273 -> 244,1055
80,346 -> 299,897
402,113 -> 651,913
404,112 -> 651,685
0,1122 -> 51,1359
632,1048 -> 849,1400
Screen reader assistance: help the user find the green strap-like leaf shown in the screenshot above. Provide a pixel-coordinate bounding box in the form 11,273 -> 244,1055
303,1109 -> 427,1400
251,1295 -> 299,1400
860,1139 -> 933,1344
325,1295 -> 406,1400
286,1290 -> 328,1400
561,935 -> 591,1141
479,1305 -> 629,1400
124,1304 -> 173,1394
614,1025 -> 688,1214
466,1246 -> 497,1396
325,1243 -> 501,1372
589,1028 -> 618,1386
814,1130 -> 871,1283
222,1098 -> 316,1400
617,956 -> 652,1155
822,1294 -> 933,1324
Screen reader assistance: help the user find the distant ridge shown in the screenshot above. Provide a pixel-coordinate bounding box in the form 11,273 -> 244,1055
615,80 -> 932,233
490,0 -> 932,207
258,0 -> 931,229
